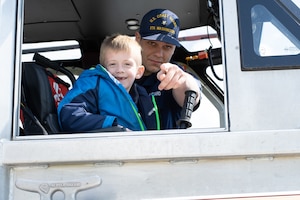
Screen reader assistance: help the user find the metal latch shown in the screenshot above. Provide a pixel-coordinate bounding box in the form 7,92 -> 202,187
15,175 -> 102,200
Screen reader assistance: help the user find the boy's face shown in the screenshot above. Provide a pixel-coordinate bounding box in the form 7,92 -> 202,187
104,49 -> 144,92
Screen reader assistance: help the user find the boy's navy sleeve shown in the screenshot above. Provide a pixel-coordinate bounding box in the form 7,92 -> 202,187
59,101 -> 116,132
58,76 -> 117,132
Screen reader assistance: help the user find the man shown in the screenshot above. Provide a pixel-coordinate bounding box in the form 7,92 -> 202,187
135,8 -> 201,129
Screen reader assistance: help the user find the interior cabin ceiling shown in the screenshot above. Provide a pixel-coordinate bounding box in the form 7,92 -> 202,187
23,0 -> 213,43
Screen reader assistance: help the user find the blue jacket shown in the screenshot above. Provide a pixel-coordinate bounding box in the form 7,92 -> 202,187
57,65 -> 158,132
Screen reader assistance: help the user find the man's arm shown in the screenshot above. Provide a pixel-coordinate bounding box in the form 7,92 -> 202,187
157,63 -> 201,108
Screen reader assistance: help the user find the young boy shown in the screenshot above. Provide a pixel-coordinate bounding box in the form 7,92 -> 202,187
57,34 -> 159,132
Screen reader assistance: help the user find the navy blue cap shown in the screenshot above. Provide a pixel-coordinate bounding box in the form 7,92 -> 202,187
139,9 -> 181,47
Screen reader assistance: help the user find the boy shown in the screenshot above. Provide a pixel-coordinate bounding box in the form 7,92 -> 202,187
57,34 -> 159,132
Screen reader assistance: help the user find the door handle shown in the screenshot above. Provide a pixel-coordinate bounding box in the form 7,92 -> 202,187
15,175 -> 102,200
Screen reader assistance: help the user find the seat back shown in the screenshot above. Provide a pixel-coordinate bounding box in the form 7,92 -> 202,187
22,62 -> 65,134
20,53 -> 76,135
22,62 -> 69,134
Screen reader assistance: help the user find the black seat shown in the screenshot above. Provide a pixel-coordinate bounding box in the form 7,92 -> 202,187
22,62 -> 61,134
21,53 -> 76,135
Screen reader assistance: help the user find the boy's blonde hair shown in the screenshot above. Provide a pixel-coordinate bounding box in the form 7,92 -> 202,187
99,34 -> 142,66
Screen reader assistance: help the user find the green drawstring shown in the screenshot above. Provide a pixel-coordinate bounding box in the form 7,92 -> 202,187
129,95 -> 160,131
151,95 -> 160,130
130,101 -> 145,131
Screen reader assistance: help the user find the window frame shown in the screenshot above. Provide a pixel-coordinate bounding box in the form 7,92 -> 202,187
237,0 -> 300,71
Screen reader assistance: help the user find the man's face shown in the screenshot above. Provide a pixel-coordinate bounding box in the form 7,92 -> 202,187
136,34 -> 176,76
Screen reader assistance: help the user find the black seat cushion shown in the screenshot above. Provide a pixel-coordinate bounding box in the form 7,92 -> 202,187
22,62 -> 61,134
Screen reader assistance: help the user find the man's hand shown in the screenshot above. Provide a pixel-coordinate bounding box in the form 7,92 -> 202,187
157,63 -> 201,107
157,63 -> 186,91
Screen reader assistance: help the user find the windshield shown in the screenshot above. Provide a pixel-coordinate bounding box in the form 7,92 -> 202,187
179,26 -> 221,52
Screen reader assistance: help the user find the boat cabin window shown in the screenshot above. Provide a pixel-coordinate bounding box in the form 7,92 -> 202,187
237,0 -> 300,70
17,0 -> 226,138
